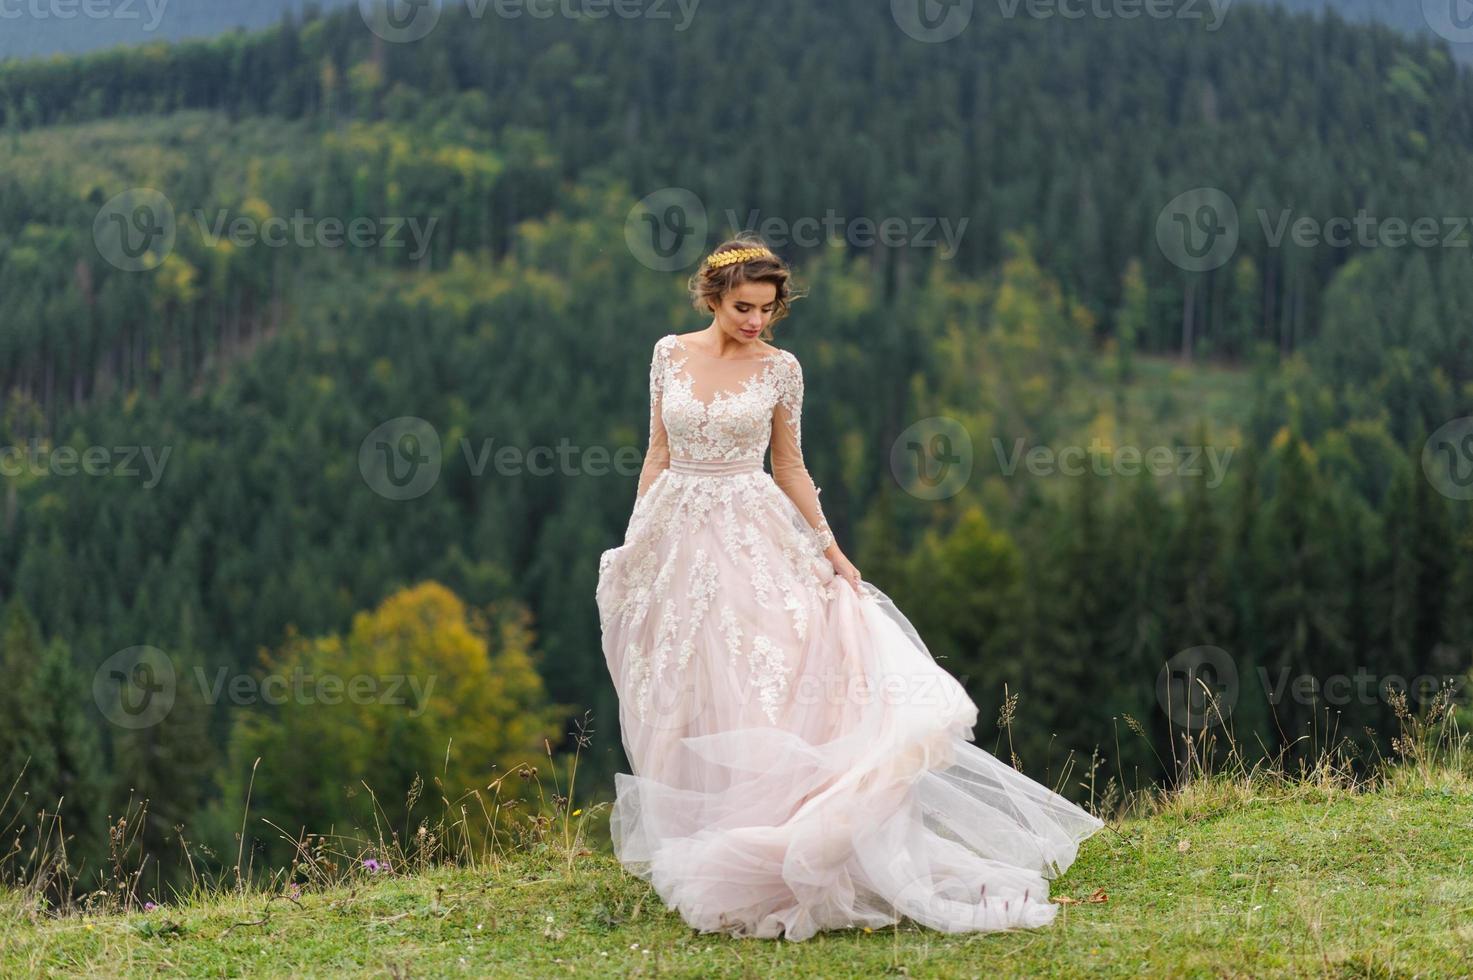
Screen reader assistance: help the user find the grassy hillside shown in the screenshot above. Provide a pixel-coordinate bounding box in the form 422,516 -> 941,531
3,769 -> 1470,977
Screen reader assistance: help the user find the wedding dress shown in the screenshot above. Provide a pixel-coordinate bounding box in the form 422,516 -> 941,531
596,333 -> 1104,941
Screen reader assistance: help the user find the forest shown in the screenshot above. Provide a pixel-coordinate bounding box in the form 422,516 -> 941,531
0,0 -> 1468,897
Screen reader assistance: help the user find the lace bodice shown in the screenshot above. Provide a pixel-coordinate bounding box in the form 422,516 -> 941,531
637,333 -> 835,551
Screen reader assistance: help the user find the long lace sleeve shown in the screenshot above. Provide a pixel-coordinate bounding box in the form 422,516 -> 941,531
770,352 -> 837,553
636,337 -> 671,501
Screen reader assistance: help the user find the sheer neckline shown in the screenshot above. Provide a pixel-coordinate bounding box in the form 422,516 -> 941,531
672,333 -> 783,363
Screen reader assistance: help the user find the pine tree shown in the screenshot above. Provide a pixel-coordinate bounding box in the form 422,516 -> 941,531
1257,430 -> 1353,758
1114,258 -> 1146,386
30,636 -> 111,885
898,504 -> 1024,730
0,599 -> 111,887
109,644 -> 217,895
0,599 -> 54,819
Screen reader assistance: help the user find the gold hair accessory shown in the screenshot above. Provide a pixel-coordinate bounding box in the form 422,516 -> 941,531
704,246 -> 775,270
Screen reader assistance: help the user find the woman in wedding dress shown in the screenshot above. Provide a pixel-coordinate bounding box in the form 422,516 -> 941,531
596,237 -> 1105,942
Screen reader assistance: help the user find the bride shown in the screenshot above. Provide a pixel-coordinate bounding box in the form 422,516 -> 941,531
596,236 -> 1105,941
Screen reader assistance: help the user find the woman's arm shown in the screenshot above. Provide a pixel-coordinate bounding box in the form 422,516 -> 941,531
635,337 -> 671,501
769,352 -> 838,556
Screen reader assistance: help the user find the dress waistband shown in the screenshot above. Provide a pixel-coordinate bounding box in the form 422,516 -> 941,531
668,456 -> 764,476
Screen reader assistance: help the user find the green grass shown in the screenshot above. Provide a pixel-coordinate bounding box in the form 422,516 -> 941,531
6,771 -> 1471,978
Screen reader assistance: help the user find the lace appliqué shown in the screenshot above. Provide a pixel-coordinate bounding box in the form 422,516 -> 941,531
678,549 -> 719,670
646,334 -> 835,552
746,634 -> 790,724
654,335 -> 785,464
629,596 -> 678,722
622,547 -> 723,719
742,522 -> 775,606
719,604 -> 744,661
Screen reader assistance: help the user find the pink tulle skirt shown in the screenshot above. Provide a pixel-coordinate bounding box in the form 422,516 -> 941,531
597,463 -> 1105,941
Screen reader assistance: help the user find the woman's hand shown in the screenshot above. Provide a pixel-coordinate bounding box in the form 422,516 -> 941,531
828,549 -> 862,593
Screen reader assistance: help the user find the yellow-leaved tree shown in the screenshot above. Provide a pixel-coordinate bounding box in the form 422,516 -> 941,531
219,581 -> 569,872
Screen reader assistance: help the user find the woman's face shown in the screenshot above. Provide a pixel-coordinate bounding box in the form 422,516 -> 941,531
713,281 -> 779,343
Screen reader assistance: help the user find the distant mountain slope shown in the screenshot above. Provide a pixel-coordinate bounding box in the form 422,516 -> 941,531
1263,0 -> 1473,61
7,1 -> 1466,65
0,0 -> 355,60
